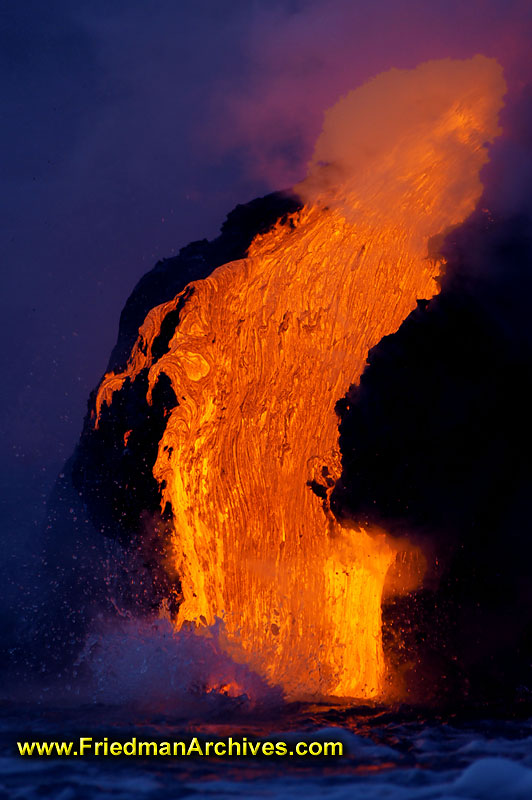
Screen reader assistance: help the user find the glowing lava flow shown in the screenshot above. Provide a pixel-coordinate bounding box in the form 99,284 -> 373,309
95,57 -> 505,700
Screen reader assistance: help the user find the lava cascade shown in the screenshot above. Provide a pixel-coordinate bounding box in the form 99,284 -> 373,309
95,57 -> 505,700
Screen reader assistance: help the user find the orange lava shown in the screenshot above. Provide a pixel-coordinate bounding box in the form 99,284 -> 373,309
94,57 -> 505,701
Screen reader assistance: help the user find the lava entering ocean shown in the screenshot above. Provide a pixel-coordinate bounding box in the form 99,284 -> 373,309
93,56 -> 505,701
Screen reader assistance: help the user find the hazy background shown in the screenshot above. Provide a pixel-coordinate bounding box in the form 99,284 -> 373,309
1,0 -> 531,567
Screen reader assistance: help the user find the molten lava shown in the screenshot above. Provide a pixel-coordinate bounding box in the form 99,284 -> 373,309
95,57 -> 505,700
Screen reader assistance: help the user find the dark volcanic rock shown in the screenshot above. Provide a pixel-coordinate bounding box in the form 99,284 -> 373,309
332,210 -> 532,706
108,191 -> 301,373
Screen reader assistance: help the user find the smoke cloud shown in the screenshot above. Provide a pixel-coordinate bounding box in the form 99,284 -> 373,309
298,56 -> 506,229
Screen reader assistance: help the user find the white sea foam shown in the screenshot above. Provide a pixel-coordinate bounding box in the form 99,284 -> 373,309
71,615 -> 283,715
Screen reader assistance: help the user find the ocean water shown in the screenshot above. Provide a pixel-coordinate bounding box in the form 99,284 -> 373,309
2,618 -> 531,799
2,704 -> 532,799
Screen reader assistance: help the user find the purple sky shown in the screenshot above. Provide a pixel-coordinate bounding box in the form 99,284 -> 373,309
1,0 -> 531,550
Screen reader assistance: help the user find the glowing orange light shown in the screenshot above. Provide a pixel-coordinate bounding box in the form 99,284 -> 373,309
95,57 -> 505,701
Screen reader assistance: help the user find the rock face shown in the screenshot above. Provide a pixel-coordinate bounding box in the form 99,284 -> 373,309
332,210 -> 532,706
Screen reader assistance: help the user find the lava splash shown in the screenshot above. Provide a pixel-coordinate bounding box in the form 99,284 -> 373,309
94,56 -> 505,701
